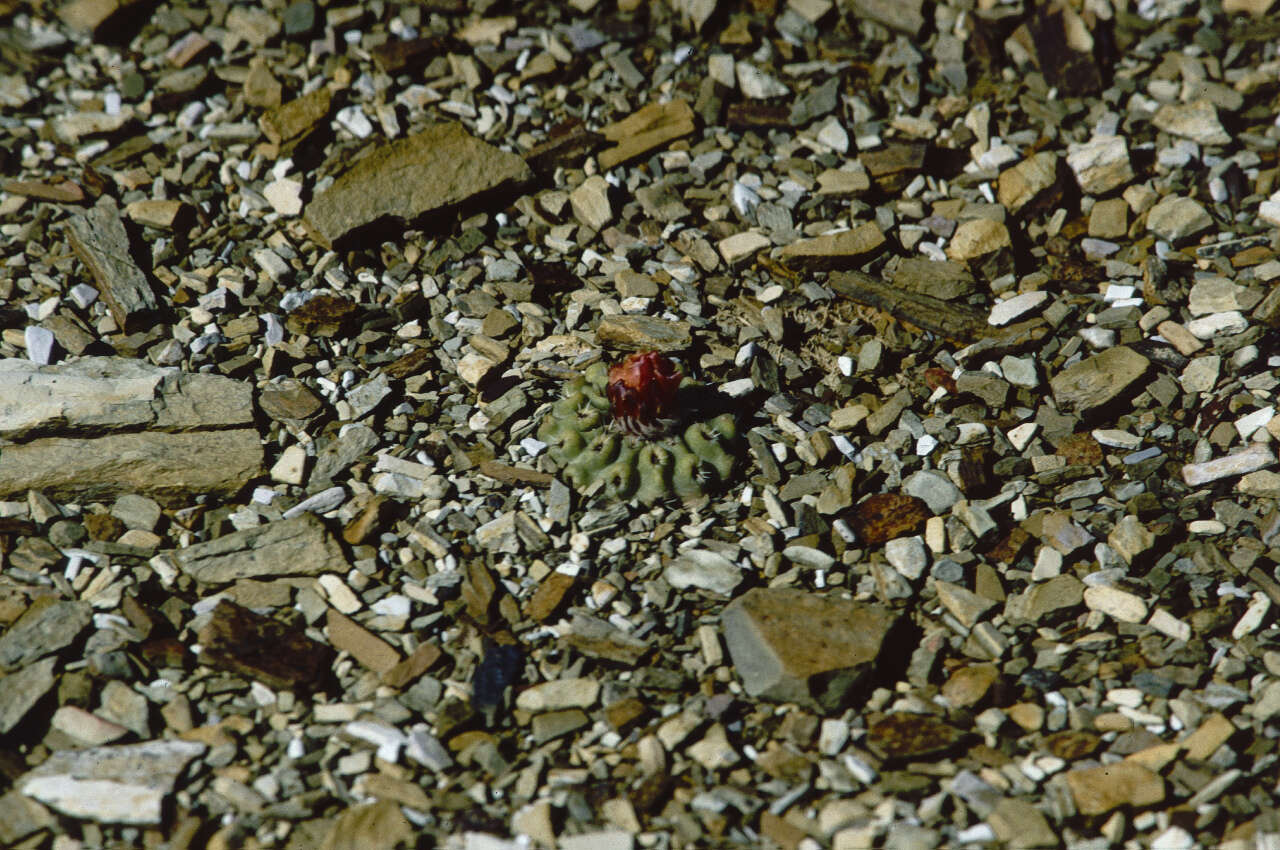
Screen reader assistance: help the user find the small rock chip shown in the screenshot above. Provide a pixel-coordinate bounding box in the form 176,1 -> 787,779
595,314 -> 692,351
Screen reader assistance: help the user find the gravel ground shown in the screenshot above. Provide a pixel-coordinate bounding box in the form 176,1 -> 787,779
3,0 -> 1280,848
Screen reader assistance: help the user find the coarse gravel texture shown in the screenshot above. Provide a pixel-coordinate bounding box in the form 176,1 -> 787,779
3,0 -> 1280,849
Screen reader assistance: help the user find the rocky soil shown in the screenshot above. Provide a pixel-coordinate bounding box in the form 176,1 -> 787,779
2,0 -> 1280,848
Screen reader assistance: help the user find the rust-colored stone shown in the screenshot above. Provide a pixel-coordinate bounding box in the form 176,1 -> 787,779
1044,730 -> 1102,760
848,493 -> 931,545
285,294 -> 359,338
197,600 -> 333,691
867,713 -> 966,760
1055,432 -> 1103,466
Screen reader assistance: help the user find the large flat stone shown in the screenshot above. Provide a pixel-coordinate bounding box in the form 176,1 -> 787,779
1049,346 -> 1149,414
0,357 -> 253,440
0,430 -> 263,506
722,588 -> 903,712
172,513 -> 348,585
0,598 -> 92,673
18,740 -> 206,825
305,122 -> 532,248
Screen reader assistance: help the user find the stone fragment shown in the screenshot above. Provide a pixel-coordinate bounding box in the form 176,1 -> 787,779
124,199 -> 189,230
1064,762 -> 1164,815
51,705 -> 129,746
66,196 -> 161,333
891,258 -> 975,301
173,514 -> 347,585
942,664 -> 999,708
666,549 -> 742,596
516,678 -> 601,713
0,790 -> 55,846
0,598 -> 92,672
1006,575 -> 1084,622
997,152 -> 1059,212
263,179 -> 304,216
849,493 -> 932,544
946,219 -> 1013,278
1108,515 -> 1154,565
260,87 -> 331,146
595,315 -> 691,351
0,657 -> 58,734
1066,136 -> 1133,195
327,609 -> 401,675
19,740 -> 206,824
721,588 -> 902,711
320,800 -> 414,850
305,123 -> 532,248
560,614 -> 649,665
0,430 -> 262,506
845,0 -> 925,34
988,291 -> 1048,326
598,100 -> 695,170
935,581 -> 996,628
718,231 -> 771,267
866,713 -> 965,760
1083,585 -> 1148,623
197,599 -> 334,691
1153,101 -> 1230,146
778,222 -> 885,270
987,799 -> 1057,848
1049,346 -> 1149,414
1185,311 -> 1247,339
569,175 -> 613,231
1146,196 -> 1212,243
58,0 -> 150,36
1088,198 -> 1128,239
0,357 -> 254,440
736,62 -> 789,99
1182,444 -> 1276,486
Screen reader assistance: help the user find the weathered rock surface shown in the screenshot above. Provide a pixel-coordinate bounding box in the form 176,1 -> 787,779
1049,346 -> 1150,414
304,123 -> 533,247
0,598 -> 92,672
65,196 -> 161,333
722,588 -> 903,712
18,740 -> 207,824
172,513 -> 348,584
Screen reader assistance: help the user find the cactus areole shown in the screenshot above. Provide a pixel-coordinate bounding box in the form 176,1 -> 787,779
606,351 -> 683,439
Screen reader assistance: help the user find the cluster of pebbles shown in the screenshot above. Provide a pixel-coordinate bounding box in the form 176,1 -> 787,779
3,0 -> 1280,847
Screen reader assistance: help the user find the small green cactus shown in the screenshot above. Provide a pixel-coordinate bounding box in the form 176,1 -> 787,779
538,361 -> 738,504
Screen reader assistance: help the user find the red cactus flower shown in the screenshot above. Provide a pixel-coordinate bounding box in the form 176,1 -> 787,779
606,351 -> 683,439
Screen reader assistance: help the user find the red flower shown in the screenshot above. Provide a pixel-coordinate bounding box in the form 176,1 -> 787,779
606,351 -> 683,438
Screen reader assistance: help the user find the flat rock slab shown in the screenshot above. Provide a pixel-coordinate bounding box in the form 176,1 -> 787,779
196,599 -> 334,691
722,588 -> 903,712
0,429 -> 263,506
1049,346 -> 1150,414
304,122 -> 532,248
778,221 -> 886,270
1064,761 -> 1165,815
0,356 -> 253,440
172,513 -> 348,585
0,597 -> 92,673
65,196 -> 161,333
598,100 -> 695,170
18,739 -> 206,824
867,712 -> 967,760
595,314 -> 692,351
0,657 -> 58,734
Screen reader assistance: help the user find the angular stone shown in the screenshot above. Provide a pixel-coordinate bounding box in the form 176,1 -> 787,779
516,678 -> 601,713
1108,515 -> 1155,565
197,599 -> 334,691
595,315 -> 691,351
305,123 -> 532,248
570,175 -> 613,231
891,258 -> 976,301
722,588 -> 902,712
845,0 -> 924,34
1083,585 -> 1148,623
988,798 -> 1057,848
1153,101 -> 1230,146
866,713 -> 965,760
1065,762 -> 1164,815
1006,574 -> 1084,623
0,357 -> 254,440
327,609 -> 401,675
1066,135 -> 1133,195
947,219 -> 1013,278
1088,197 -> 1129,239
718,231 -> 771,267
1049,346 -> 1149,414
320,800 -> 414,850
1146,196 -> 1213,243
19,740 -> 206,825
666,549 -> 742,596
0,656 -> 58,734
778,222 -> 886,270
173,514 -> 348,585
598,100 -> 695,170
942,664 -> 999,709
260,87 -> 331,146
848,493 -> 932,545
1182,444 -> 1276,486
0,598 -> 92,672
997,152 -> 1059,212
0,790 -> 55,846
935,581 -> 996,628
124,199 -> 190,230
66,196 -> 161,333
